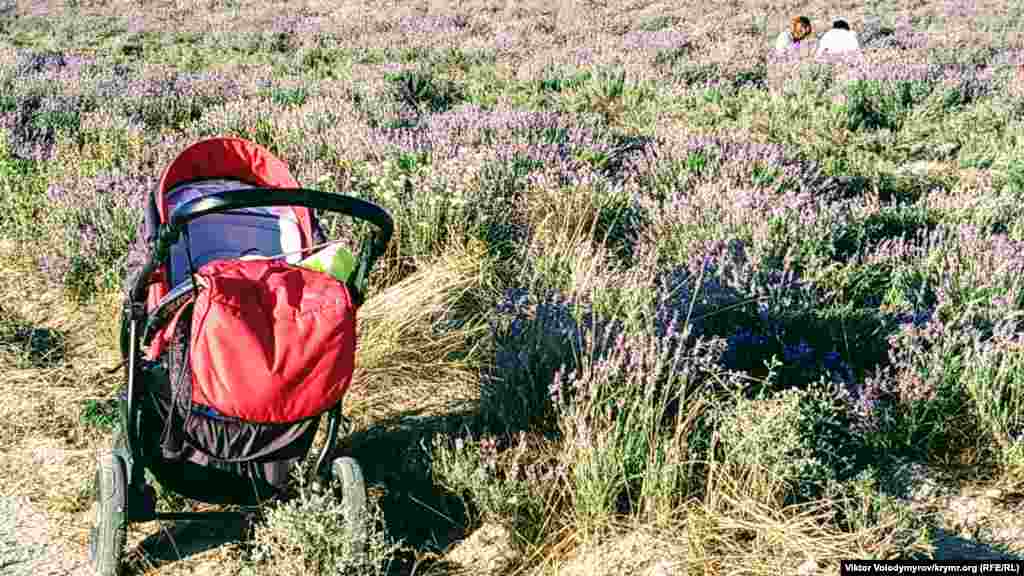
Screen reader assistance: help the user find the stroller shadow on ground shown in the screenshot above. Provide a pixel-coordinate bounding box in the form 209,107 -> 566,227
132,516 -> 249,569
337,406 -> 482,574
124,405 -> 482,574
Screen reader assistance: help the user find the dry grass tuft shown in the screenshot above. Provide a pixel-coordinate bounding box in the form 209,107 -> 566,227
687,457 -> 935,575
536,521 -> 687,576
345,239 -> 494,426
0,238 -> 119,453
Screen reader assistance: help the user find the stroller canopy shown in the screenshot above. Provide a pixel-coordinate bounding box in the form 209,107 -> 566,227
143,138 -> 321,302
158,137 -> 313,232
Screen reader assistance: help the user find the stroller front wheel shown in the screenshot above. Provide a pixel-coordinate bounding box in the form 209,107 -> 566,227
89,450 -> 127,576
331,456 -> 368,560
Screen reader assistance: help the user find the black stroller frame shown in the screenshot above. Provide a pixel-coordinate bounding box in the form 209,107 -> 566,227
93,185 -> 393,575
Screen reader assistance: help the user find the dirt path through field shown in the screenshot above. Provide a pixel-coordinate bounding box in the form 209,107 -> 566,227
0,443 -> 93,576
0,436 -> 248,576
1,493 -> 76,576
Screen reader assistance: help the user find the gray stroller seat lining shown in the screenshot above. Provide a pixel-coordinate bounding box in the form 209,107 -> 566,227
165,179 -> 304,288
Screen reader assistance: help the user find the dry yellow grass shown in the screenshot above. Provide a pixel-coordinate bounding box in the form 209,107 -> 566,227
0,240 -> 123,574
0,238 -> 119,447
346,239 -> 494,426
687,455 -> 934,575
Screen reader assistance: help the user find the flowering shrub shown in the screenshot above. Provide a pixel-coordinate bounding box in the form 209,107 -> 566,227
552,319 -> 737,529
1,80 -> 89,161
621,28 -> 691,67
715,381 -> 865,503
842,223 -> 1024,456
43,171 -> 149,300
479,288 -> 593,434
431,431 -> 553,543
247,465 -> 401,576
961,319 -> 1024,451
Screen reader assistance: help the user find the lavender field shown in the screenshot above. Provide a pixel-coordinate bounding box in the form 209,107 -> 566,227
2,0 -> 1024,574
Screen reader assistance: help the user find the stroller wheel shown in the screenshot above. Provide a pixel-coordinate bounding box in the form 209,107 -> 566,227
89,450 -> 127,576
331,457 -> 368,559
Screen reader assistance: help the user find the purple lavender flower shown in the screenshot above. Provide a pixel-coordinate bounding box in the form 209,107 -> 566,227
783,340 -> 815,366
110,67 -> 242,130
722,327 -> 770,370
41,170 -> 153,294
549,368 -> 565,404
14,50 -> 68,76
823,351 -> 843,371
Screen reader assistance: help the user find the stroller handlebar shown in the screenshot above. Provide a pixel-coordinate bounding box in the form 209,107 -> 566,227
167,188 -> 394,246
127,188 -> 393,310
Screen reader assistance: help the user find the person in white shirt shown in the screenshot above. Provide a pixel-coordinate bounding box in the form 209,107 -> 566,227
774,16 -> 813,54
816,19 -> 861,57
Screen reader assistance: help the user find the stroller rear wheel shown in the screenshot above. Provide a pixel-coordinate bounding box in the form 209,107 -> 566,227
89,450 -> 127,576
331,457 -> 368,559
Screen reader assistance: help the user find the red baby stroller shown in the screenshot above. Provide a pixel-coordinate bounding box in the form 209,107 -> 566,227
89,137 -> 393,575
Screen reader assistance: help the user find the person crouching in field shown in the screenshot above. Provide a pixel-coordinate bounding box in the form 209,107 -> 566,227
774,16 -> 813,54
816,19 -> 861,57
768,16 -> 814,94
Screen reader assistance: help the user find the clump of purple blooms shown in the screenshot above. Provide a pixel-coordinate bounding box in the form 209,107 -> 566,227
106,67 -> 243,130
42,171 -> 152,297
1,50 -> 95,160
482,286 -> 635,432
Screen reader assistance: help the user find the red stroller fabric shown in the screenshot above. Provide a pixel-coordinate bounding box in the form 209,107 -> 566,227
187,257 -> 357,424
144,137 -> 317,361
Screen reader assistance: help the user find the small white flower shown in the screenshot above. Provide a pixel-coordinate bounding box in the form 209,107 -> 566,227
797,557 -> 818,576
